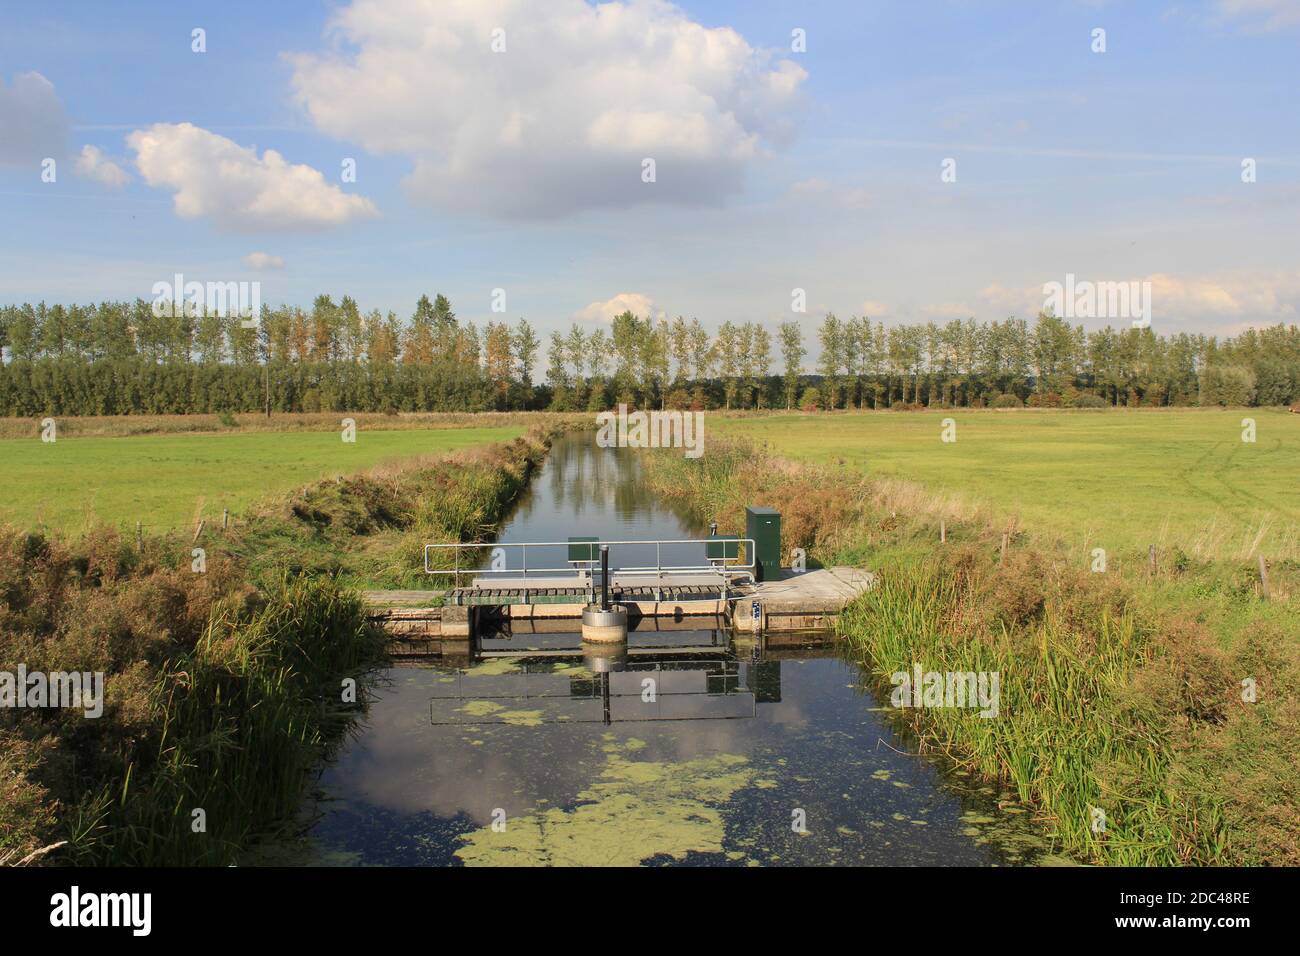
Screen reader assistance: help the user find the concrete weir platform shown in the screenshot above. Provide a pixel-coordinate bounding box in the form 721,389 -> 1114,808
731,567 -> 878,633
363,566 -> 876,657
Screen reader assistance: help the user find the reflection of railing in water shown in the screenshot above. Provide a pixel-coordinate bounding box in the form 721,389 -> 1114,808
428,657 -> 776,726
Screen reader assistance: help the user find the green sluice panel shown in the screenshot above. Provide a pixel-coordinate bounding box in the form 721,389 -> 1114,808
568,536 -> 599,562
707,534 -> 739,560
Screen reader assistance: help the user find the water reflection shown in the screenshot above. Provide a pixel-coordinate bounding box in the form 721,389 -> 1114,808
284,636 -> 1052,866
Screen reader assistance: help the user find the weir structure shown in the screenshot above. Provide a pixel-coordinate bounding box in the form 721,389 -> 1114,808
364,511 -> 876,659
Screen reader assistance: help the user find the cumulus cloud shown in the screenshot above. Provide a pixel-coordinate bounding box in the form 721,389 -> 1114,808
126,122 -> 378,232
74,145 -> 130,188
1147,270 -> 1300,323
0,71 -> 68,165
573,292 -> 657,324
287,0 -> 806,219
936,272 -> 1300,330
242,252 -> 286,271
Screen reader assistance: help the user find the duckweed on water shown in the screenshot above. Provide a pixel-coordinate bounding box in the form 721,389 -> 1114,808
454,742 -> 758,866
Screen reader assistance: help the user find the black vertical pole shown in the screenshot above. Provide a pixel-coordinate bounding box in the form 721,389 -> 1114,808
600,545 -> 610,611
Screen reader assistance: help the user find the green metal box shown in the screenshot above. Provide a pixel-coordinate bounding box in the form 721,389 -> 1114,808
745,506 -> 782,582
567,536 -> 599,563
707,534 -> 739,561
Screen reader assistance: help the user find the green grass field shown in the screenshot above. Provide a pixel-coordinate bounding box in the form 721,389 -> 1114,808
0,425 -> 523,535
717,408 -> 1300,560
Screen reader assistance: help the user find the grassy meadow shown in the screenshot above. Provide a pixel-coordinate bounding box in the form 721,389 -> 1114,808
0,420 -> 525,535
716,408 -> 1300,562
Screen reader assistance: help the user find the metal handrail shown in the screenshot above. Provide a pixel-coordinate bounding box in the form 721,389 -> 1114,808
424,537 -> 756,595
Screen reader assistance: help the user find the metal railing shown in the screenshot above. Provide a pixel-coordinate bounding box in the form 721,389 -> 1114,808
423,538 -> 756,597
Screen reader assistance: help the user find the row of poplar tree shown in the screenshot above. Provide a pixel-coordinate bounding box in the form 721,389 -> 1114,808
1,294 -> 1297,415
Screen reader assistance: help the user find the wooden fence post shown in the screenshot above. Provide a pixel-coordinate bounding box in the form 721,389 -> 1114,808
1258,554 -> 1270,600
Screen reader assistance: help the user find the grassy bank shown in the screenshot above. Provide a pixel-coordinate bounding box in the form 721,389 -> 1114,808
639,439 -> 1300,865
1,425 -> 563,865
224,425 -> 559,590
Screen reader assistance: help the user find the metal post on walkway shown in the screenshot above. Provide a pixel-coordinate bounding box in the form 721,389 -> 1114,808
600,545 -> 610,611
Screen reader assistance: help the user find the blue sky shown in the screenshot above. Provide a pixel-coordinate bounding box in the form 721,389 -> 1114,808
1,0 -> 1297,350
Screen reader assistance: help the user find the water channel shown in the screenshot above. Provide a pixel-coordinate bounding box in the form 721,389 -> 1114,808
262,433 -> 1064,866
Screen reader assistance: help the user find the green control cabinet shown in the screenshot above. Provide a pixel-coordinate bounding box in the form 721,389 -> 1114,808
745,506 -> 782,582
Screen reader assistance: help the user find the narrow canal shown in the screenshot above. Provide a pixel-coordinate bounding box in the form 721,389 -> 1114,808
264,433 -> 1061,866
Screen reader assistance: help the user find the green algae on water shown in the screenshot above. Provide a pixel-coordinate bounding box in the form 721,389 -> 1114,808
454,742 -> 757,866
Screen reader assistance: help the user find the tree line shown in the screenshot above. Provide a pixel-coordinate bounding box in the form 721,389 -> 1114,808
1,294 -> 1297,416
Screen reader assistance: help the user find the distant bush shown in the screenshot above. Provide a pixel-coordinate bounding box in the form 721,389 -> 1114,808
1071,393 -> 1108,409
217,410 -> 238,427
798,386 -> 821,411
665,388 -> 692,410
990,393 -> 1024,409
1199,364 -> 1256,407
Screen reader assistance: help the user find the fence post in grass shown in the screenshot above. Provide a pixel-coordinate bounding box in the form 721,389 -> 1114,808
940,520 -> 947,544
1148,544 -> 1157,577
193,520 -> 205,543
222,509 -> 229,531
1258,554 -> 1270,600
136,520 -> 142,551
999,532 -> 1008,565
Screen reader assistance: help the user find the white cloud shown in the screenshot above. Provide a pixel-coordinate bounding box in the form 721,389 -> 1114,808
126,122 -> 379,232
242,252 -> 286,271
74,145 -> 130,188
1147,270 -> 1300,322
573,292 -> 656,324
934,272 -> 1300,329
1213,0 -> 1300,32
287,0 -> 806,219
0,71 -> 67,165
